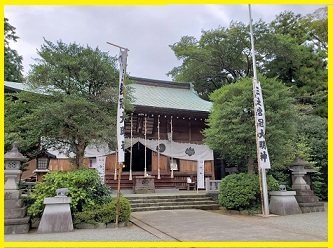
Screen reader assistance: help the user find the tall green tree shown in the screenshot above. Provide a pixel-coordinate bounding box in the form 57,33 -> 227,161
203,76 -> 297,173
168,21 -> 253,100
168,8 -> 328,117
4,17 -> 23,82
6,39 -> 123,169
297,114 -> 328,200
260,10 -> 328,117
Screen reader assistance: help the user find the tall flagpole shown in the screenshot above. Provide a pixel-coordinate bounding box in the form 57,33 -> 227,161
144,115 -> 147,176
129,113 -> 133,180
248,5 -> 270,216
157,115 -> 161,179
107,41 -> 129,227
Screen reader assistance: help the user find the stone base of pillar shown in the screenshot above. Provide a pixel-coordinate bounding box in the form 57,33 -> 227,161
295,189 -> 325,213
37,197 -> 74,234
4,191 -> 30,235
269,191 -> 302,215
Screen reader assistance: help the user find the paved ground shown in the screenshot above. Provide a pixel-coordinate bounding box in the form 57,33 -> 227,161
131,207 -> 327,242
4,191 -> 328,243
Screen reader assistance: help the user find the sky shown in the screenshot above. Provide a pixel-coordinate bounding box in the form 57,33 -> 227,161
4,4 -> 327,81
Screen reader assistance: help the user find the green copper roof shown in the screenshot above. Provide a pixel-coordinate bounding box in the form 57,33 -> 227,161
128,77 -> 212,113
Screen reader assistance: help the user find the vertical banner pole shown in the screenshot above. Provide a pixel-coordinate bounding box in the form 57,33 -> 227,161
107,42 -> 129,228
114,150 -> 117,181
144,115 -> 147,176
170,116 -> 174,179
129,113 -> 133,180
157,115 -> 161,179
248,5 -> 270,216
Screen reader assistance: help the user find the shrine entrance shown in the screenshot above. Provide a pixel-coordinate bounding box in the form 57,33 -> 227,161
123,142 -> 152,172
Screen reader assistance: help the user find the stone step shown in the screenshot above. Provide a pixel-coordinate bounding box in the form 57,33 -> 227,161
128,197 -> 212,204
4,199 -> 23,209
5,216 -> 30,225
131,204 -> 220,212
126,194 -> 208,200
130,200 -> 217,208
295,189 -> 316,196
5,223 -> 30,234
295,195 -> 320,203
5,206 -> 27,219
127,194 -> 220,212
298,202 -> 325,213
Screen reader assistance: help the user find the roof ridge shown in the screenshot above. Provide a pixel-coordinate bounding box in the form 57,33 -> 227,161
128,76 -> 190,89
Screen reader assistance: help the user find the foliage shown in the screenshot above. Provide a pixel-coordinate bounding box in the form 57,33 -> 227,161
4,91 -> 46,155
168,21 -> 252,100
4,17 -> 23,82
218,173 -> 279,210
5,39 -> 129,168
296,114 -> 327,200
27,169 -> 112,219
204,76 -> 297,173
73,196 -> 131,224
168,8 -> 328,117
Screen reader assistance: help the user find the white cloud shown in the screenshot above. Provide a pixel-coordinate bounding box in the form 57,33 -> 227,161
5,4 -> 326,81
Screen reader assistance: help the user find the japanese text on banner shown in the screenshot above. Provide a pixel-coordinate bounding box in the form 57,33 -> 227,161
254,79 -> 271,169
117,50 -> 127,163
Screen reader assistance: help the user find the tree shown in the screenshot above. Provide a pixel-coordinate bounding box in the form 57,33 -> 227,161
203,76 -> 297,173
168,9 -> 328,117
259,10 -> 328,117
297,114 -> 327,200
4,92 -> 45,155
167,21 -> 253,100
4,17 -> 23,82
7,39 -> 123,169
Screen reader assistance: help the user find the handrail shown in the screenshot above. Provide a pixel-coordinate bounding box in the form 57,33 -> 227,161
205,178 -> 221,193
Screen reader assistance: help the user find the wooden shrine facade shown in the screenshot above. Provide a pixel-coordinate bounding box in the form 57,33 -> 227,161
105,77 -> 215,190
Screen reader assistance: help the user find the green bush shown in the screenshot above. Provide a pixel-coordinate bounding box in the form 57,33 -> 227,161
218,173 -> 279,210
73,196 -> 131,224
27,169 -> 112,219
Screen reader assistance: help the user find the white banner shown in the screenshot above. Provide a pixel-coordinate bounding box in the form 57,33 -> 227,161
253,79 -> 271,169
96,156 -> 106,183
197,159 -> 205,189
124,138 -> 214,161
117,49 -> 128,163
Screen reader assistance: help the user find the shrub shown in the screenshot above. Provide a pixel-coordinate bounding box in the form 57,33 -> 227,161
73,196 -> 131,224
27,169 -> 112,219
218,173 -> 279,210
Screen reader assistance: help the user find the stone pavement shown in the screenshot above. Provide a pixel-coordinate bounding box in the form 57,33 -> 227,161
131,206 -> 327,242
5,203 -> 327,243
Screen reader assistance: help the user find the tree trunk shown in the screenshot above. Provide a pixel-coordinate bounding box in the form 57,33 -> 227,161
247,156 -> 255,174
75,142 -> 86,169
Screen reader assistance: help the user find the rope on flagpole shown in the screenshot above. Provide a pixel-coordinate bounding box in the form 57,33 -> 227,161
170,116 -> 174,179
129,113 -> 133,180
157,115 -> 161,179
144,115 -> 147,177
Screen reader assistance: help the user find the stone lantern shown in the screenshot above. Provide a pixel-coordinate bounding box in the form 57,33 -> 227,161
288,155 -> 325,213
33,148 -> 56,182
4,142 -> 30,234
4,142 -> 27,191
288,156 -> 311,190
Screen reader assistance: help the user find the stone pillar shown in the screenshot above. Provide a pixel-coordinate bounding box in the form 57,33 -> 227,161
37,189 -> 74,233
269,191 -> 302,215
4,142 -> 30,234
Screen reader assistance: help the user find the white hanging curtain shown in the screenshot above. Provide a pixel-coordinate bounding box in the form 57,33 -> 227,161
125,138 -> 213,161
